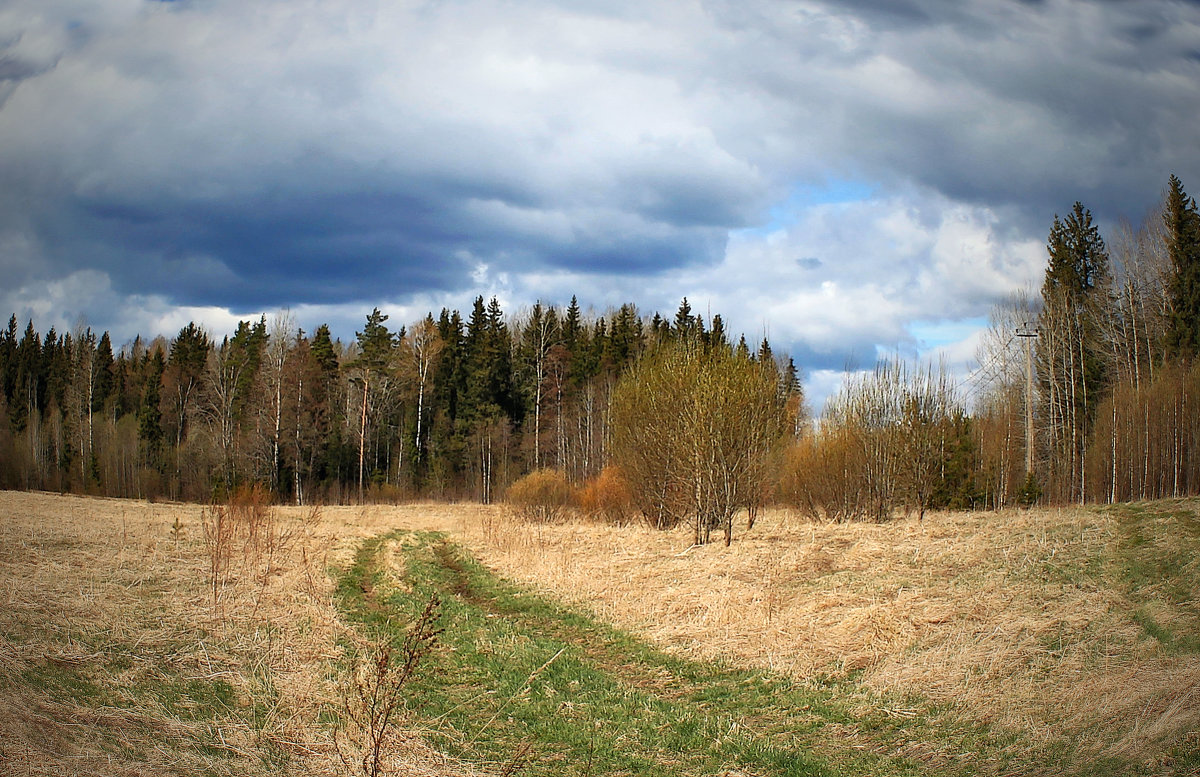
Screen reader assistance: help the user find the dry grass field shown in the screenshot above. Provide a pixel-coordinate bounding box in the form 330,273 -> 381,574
0,490 -> 484,776
2,490 -> 1198,775
459,503 -> 1200,771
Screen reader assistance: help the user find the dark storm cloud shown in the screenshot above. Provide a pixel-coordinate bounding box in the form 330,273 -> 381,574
0,0 -> 759,313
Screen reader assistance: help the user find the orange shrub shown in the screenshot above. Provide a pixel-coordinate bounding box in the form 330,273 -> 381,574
578,466 -> 634,525
777,432 -> 869,522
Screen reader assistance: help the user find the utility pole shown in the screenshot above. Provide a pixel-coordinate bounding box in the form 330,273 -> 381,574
1015,323 -> 1039,477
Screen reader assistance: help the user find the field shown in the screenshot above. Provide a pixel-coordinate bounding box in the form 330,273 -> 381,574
1,491 -> 1198,775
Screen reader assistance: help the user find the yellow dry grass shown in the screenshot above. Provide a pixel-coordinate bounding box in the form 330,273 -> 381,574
5,490 -> 1196,773
0,491 -> 484,777
457,504 -> 1200,766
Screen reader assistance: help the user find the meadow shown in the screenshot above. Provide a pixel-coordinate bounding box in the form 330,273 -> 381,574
1,491 -> 1197,775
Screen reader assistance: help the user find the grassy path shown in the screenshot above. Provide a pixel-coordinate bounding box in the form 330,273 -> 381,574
336,530 -> 1002,777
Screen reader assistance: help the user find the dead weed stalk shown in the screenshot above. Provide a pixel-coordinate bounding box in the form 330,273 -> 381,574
336,593 -> 444,777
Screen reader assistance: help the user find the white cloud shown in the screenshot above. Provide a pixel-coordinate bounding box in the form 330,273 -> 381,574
657,188 -> 1045,360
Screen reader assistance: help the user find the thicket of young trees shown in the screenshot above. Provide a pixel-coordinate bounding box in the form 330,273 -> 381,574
610,338 -> 794,545
788,174 -> 1200,519
0,295 -> 801,506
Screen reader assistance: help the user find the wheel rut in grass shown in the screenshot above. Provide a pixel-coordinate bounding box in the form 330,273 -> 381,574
429,537 -> 688,698
332,530 -> 957,777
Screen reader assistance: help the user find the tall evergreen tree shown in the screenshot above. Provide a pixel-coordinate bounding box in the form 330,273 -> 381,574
757,337 -> 774,365
0,315 -> 16,407
12,321 -> 41,432
562,296 -> 583,354
42,327 -> 70,415
308,324 -> 349,489
1036,201 -> 1111,502
93,332 -> 115,413
673,298 -> 698,341
605,303 -> 641,370
229,317 -> 268,420
138,349 -> 166,471
735,334 -> 751,360
707,314 -> 729,352
166,322 -> 211,448
351,308 -> 396,498
1163,174 -> 1200,359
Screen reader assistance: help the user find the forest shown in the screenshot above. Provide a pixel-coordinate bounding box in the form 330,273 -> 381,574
1,175 -> 1198,519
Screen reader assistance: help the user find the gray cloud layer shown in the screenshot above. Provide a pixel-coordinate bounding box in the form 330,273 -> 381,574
1,0 -> 1198,384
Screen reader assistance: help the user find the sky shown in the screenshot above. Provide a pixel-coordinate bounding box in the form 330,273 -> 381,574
2,0 -> 1199,410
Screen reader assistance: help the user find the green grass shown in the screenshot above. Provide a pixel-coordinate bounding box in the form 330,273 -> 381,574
335,531 -> 1024,777
1108,500 -> 1200,655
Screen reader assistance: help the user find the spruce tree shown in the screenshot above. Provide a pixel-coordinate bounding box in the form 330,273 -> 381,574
673,297 -> 697,340
735,334 -> 750,360
351,308 -> 395,498
93,332 -> 115,413
0,315 -> 16,407
563,296 -> 582,354
12,321 -> 41,432
1036,201 -> 1111,502
1163,174 -> 1200,359
138,349 -> 166,470
166,322 -> 211,447
707,314 -> 728,352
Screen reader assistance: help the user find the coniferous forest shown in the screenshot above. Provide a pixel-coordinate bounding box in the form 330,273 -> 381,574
0,292 -> 799,505
1,175 -> 1199,516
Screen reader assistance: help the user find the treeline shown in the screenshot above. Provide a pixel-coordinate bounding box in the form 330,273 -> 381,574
0,296 -> 800,504
789,174 -> 1200,518
4,176 -> 1197,519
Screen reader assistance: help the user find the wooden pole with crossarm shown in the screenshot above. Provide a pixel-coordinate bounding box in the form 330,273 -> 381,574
1016,323 -> 1039,477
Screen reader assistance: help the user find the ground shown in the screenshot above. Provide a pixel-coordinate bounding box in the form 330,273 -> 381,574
1,491 -> 1197,775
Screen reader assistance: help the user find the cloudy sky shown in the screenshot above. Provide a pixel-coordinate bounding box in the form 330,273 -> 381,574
2,0 -> 1198,406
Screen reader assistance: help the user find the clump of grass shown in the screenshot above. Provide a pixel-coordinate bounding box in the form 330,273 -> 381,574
201,484 -> 301,608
